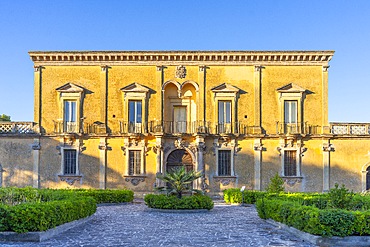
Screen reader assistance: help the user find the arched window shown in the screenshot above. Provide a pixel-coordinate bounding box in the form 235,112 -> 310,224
166,149 -> 193,173
366,166 -> 370,191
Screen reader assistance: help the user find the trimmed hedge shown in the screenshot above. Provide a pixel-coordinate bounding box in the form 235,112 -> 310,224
0,187 -> 134,233
256,197 -> 370,237
144,194 -> 214,210
5,197 -> 96,233
223,188 -> 266,204
74,189 -> 134,203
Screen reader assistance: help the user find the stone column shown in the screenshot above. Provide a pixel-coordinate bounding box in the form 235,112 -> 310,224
253,139 -> 263,191
98,137 -> 109,189
32,138 -> 41,188
322,141 -> 334,192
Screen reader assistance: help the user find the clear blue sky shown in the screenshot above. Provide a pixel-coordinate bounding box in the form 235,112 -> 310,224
1,1 -> 369,122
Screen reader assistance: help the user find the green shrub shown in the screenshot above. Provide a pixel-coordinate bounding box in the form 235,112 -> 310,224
7,197 -> 96,233
0,204 -> 10,231
328,183 -> 354,209
354,211 -> 370,235
266,173 -> 285,193
255,197 -> 366,237
319,209 -> 355,237
0,187 -> 134,233
74,189 -> 134,203
223,188 -> 266,204
144,194 -> 214,210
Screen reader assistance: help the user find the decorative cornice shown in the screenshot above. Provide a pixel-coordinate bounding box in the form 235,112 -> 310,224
28,51 -> 334,66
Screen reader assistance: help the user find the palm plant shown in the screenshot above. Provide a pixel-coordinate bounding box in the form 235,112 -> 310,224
156,166 -> 203,199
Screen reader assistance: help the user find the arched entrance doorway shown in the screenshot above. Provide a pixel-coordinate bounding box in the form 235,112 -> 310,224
166,149 -> 193,173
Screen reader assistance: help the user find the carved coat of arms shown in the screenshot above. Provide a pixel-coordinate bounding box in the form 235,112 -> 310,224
175,65 -> 187,79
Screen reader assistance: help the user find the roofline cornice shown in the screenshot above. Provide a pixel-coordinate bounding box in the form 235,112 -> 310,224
29,50 -> 335,66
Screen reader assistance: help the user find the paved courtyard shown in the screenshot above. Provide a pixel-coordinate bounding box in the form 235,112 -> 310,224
2,201 -> 315,247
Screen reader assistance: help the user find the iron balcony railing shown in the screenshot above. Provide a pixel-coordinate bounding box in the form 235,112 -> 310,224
276,122 -> 320,135
119,121 -> 148,134
330,123 -> 370,135
148,120 -> 250,135
0,122 -> 36,134
54,119 -> 84,134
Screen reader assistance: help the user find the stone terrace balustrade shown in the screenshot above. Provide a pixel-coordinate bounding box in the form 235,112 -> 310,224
330,122 -> 370,135
0,122 -> 37,134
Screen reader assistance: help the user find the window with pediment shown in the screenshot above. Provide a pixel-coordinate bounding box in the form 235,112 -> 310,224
276,83 -> 308,135
211,83 -> 240,135
56,83 -> 85,134
120,83 -> 150,134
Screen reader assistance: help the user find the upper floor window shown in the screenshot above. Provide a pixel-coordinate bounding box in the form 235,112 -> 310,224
211,83 -> 240,135
121,83 -> 150,134
128,100 -> 142,133
284,100 -> 297,124
277,83 -> 308,135
56,83 -> 85,134
64,100 -> 77,133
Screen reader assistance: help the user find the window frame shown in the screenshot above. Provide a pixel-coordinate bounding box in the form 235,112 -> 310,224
283,150 -> 297,177
217,149 -> 232,176
61,148 -> 79,175
128,150 -> 142,175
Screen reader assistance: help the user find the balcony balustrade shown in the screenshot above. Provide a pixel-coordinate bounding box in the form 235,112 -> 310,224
119,121 -> 147,134
330,123 -> 370,135
148,120 -> 250,135
53,120 -> 82,134
276,122 -> 319,135
0,122 -> 36,134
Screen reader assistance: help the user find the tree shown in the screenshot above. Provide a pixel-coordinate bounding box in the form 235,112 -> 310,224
266,173 -> 285,193
156,166 -> 203,199
0,114 -> 10,121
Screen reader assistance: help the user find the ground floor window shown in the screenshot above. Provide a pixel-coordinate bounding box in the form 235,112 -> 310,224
64,149 -> 77,175
129,150 -> 142,175
284,150 -> 297,176
218,150 -> 231,176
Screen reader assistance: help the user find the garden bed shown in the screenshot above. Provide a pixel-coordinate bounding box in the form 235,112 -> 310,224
0,187 -> 134,235
224,185 -> 370,237
144,194 -> 214,210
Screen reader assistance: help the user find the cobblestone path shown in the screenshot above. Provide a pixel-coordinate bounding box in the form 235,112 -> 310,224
2,202 -> 315,247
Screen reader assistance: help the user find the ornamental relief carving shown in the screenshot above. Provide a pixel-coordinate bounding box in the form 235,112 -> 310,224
214,177 -> 236,186
210,138 -> 241,156
175,65 -> 187,79
125,177 -> 145,186
283,177 -> 302,187
121,138 -> 147,155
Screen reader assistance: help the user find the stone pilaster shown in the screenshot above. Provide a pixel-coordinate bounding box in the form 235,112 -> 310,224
253,139 -> 263,191
32,138 -> 41,188
98,137 -> 110,189
322,65 -> 330,134
322,141 -> 334,192
154,136 -> 163,187
253,65 -> 265,134
100,66 -> 110,128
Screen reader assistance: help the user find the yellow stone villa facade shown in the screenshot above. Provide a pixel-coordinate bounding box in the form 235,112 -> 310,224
1,50 -> 370,195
